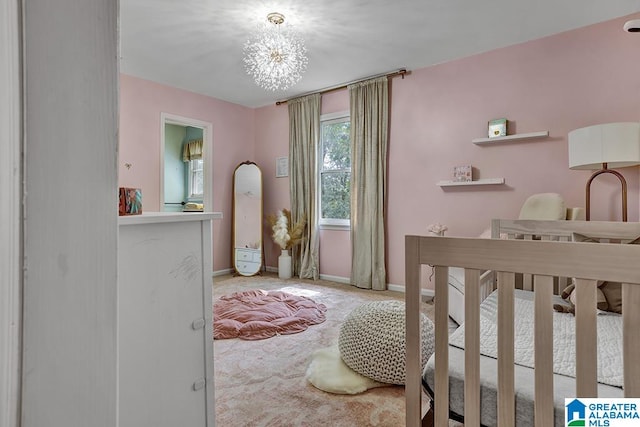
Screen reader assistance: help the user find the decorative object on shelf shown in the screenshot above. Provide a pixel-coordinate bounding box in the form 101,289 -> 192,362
427,223 -> 448,236
452,165 -> 472,182
267,208 -> 306,278
118,187 -> 142,216
243,12 -> 308,91
472,130 -> 549,145
183,202 -> 204,212
488,118 -> 507,138
568,122 -> 640,222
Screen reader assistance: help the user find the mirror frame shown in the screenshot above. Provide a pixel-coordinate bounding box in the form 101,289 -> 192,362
159,112 -> 213,212
232,161 -> 263,276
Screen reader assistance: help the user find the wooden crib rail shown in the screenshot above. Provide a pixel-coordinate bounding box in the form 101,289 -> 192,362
405,235 -> 640,427
492,220 -> 640,293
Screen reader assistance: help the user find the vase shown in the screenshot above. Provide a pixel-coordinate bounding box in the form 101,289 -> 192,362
278,249 -> 292,279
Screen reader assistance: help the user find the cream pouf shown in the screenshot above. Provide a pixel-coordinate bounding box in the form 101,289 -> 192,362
338,300 -> 435,385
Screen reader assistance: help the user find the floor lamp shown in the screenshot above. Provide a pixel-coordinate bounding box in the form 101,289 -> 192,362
568,122 -> 640,222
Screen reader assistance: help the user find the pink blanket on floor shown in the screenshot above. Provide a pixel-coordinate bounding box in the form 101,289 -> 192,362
214,289 -> 327,340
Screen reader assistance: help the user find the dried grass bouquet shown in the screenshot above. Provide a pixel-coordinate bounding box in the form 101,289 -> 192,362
266,209 -> 306,250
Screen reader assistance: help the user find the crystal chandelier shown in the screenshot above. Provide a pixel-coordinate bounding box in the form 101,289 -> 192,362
243,12 -> 308,91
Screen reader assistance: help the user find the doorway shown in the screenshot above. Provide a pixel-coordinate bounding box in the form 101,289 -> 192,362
160,113 -> 213,212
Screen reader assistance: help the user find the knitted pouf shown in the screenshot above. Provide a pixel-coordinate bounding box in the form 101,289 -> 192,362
338,300 -> 435,385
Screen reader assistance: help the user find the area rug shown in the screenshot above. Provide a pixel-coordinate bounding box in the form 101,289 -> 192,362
213,273 -> 440,426
214,289 -> 327,340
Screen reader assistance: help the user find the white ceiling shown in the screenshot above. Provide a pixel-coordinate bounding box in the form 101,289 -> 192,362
120,0 -> 640,108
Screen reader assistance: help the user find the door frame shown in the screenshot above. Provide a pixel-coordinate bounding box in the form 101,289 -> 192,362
0,0 -> 22,426
159,113 -> 213,212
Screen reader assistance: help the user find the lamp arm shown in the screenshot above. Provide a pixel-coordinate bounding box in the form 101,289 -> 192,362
585,165 -> 628,222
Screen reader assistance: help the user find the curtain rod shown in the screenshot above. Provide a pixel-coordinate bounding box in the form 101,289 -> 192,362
275,68 -> 408,106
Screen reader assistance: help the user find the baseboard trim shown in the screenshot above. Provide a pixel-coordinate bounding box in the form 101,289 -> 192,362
388,283 -> 435,299
227,268 -> 436,298
213,268 -> 234,277
319,274 -> 435,299
319,274 -> 350,284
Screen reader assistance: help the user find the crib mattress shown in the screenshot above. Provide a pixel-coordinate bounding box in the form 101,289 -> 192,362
423,290 -> 623,427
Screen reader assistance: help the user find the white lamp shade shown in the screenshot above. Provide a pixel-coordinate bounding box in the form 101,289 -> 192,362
568,122 -> 640,170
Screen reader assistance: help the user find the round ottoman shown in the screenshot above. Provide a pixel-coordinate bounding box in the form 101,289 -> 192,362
338,300 -> 435,385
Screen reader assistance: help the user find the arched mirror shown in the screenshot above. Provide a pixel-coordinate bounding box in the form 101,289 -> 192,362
232,161 -> 263,276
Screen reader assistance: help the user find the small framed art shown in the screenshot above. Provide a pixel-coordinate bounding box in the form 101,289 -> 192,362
453,165 -> 472,182
276,156 -> 288,178
488,118 -> 507,138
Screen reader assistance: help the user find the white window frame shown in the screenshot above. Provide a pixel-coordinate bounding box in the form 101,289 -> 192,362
187,158 -> 204,200
318,110 -> 351,230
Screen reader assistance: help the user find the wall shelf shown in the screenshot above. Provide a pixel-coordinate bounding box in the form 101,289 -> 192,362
472,131 -> 549,145
437,178 -> 505,187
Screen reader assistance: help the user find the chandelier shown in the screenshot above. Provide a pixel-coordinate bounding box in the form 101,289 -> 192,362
243,12 -> 308,91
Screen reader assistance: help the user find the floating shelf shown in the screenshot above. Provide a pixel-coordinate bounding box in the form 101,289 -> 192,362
472,131 -> 549,145
437,178 -> 505,187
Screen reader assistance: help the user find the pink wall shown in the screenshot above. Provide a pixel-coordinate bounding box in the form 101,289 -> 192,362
121,13 -> 640,286
255,13 -> 640,287
119,74 -> 255,271
253,103 -> 289,268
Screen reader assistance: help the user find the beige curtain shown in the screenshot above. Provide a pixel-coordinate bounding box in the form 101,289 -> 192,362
182,139 -> 203,161
349,77 -> 388,290
288,93 -> 321,279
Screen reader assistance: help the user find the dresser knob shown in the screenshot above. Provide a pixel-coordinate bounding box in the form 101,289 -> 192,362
192,318 -> 205,330
193,378 -> 206,391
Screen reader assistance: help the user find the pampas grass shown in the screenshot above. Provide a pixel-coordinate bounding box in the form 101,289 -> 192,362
266,209 -> 306,250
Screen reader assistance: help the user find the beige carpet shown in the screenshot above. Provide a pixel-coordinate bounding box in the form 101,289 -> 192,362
213,273 -> 434,427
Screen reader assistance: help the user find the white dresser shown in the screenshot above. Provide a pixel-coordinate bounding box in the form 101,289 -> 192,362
118,212 -> 221,427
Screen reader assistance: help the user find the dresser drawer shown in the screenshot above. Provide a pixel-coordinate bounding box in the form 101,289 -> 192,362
236,248 -> 258,261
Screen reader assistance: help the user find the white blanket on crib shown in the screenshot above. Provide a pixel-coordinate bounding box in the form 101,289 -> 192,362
448,291 -> 623,388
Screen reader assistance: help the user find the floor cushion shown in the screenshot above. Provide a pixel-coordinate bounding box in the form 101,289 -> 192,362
338,300 -> 434,385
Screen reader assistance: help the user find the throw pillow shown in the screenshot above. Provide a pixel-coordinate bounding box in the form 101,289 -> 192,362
553,280 -> 608,315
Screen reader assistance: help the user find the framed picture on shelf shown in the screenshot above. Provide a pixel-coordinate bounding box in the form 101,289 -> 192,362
453,165 -> 472,182
488,118 -> 507,138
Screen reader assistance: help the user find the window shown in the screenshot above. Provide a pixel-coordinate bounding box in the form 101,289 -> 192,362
188,158 -> 204,199
319,111 -> 351,228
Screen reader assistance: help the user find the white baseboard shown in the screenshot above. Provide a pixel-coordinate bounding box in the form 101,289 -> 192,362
388,283 -> 435,300
319,274 -> 435,299
226,268 -> 436,299
213,267 -> 279,277
319,274 -> 350,284
212,268 -> 234,277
